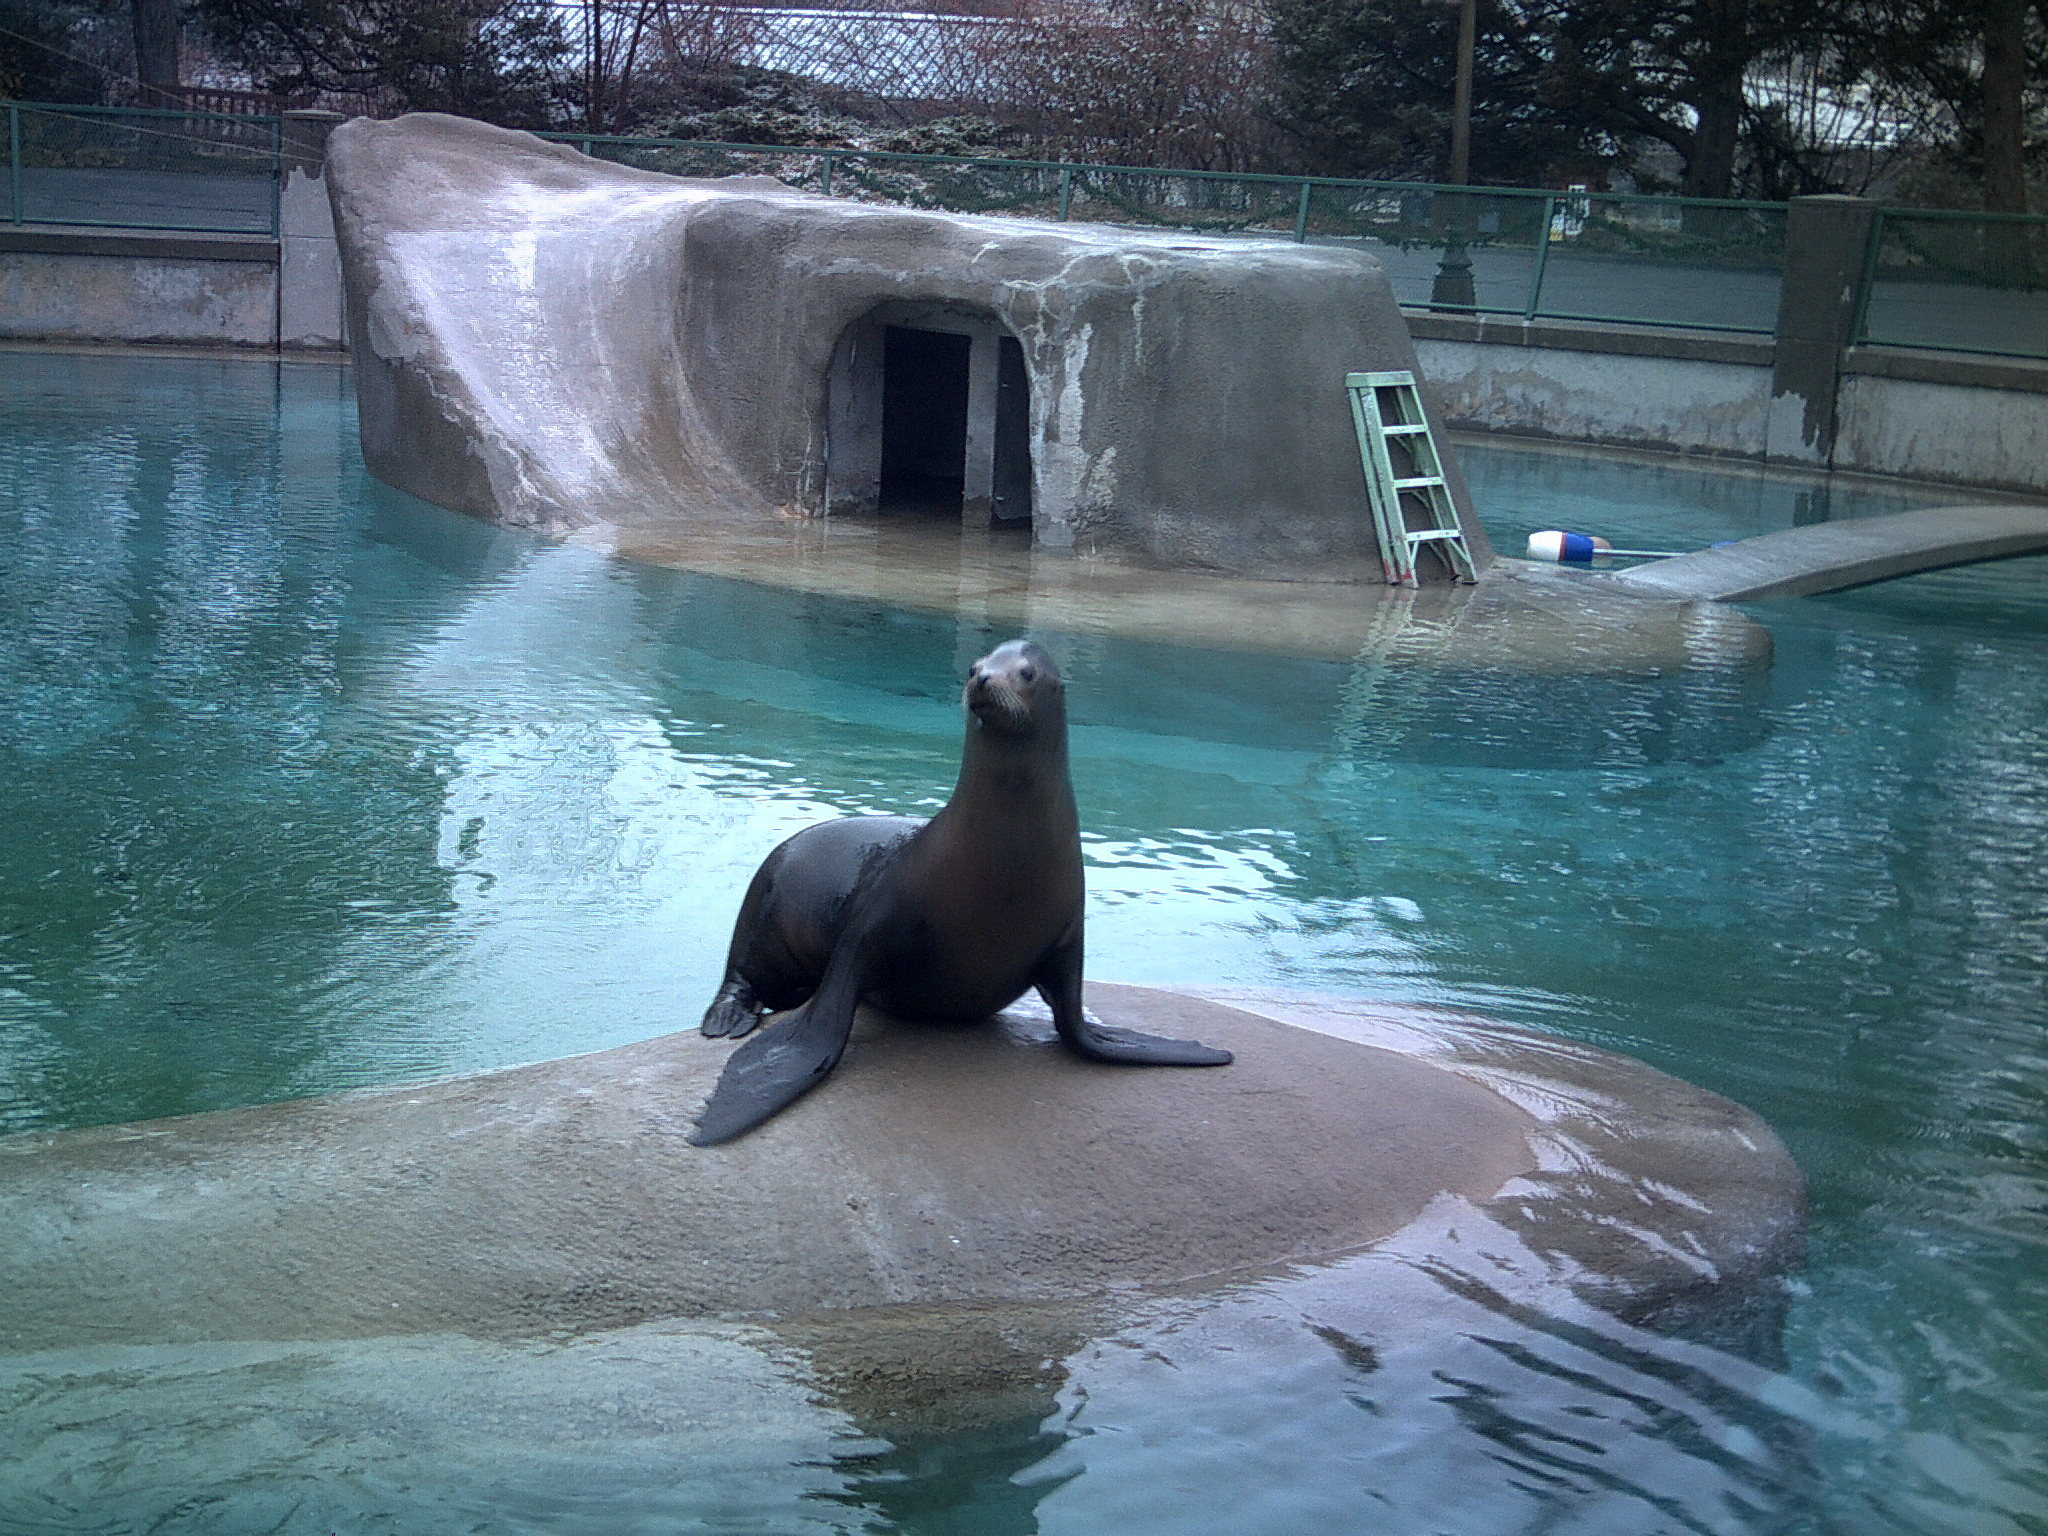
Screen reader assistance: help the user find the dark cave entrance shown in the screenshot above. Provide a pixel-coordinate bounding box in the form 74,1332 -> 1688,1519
828,308 -> 1034,528
879,326 -> 971,517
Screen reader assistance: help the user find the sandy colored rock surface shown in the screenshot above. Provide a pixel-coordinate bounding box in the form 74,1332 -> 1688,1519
0,988 -> 1538,1350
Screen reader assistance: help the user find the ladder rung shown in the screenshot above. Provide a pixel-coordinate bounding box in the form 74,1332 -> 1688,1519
1392,476 -> 1445,490
1407,528 -> 1465,542
1383,423 -> 1430,436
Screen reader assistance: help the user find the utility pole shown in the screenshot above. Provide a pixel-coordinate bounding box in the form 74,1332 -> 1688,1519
1429,0 -> 1478,310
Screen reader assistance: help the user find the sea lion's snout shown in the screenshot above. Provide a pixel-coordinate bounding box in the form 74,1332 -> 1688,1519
964,640 -> 1060,733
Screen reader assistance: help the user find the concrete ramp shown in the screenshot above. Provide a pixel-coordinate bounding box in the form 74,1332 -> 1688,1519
1608,504 -> 2048,603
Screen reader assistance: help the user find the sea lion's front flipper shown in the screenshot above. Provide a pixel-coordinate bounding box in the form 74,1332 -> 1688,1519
689,952 -> 864,1145
1036,934 -> 1233,1068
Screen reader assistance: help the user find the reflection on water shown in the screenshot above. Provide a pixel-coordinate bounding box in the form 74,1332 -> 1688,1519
2,353 -> 2046,1533
0,1194 -> 1820,1534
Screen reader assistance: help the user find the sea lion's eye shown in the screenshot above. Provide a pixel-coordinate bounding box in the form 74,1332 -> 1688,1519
1019,666 -> 1036,682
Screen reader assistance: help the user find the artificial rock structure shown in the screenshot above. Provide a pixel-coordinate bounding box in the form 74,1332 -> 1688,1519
326,114 -> 1487,579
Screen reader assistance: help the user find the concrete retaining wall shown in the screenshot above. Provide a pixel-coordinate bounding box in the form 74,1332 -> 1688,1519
2,164 -> 2040,500
0,229 -> 279,348
1410,311 -> 2048,498
0,110 -> 348,356
1410,318 -> 1777,461
1834,352 -> 2048,497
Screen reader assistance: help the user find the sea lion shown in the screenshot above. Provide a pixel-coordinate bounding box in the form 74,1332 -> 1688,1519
690,639 -> 1232,1145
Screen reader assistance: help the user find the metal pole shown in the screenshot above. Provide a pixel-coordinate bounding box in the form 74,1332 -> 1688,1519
1449,0 -> 1475,187
1847,209 -> 1885,347
821,152 -> 834,195
1058,165 -> 1073,221
1294,180 -> 1313,242
1525,195 -> 1555,318
8,105 -> 19,224
1429,0 -> 1479,309
271,116 -> 281,238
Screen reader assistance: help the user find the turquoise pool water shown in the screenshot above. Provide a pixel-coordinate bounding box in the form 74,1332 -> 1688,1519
2,352 -> 2044,1533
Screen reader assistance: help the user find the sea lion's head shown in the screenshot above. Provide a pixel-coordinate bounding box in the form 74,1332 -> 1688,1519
964,639 -> 1063,737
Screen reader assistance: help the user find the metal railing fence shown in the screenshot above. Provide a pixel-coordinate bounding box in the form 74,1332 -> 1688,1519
7,100 -> 2048,358
553,129 -> 1791,334
1853,206 -> 2048,360
4,101 -> 281,235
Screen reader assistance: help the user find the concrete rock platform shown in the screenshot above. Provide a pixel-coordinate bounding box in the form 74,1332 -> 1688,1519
327,114 -> 1475,581
0,985 -> 1802,1366
1608,502 -> 2048,602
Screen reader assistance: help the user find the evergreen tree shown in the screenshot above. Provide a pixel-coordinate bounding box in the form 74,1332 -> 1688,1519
193,0 -> 575,123
1268,0 -> 1594,181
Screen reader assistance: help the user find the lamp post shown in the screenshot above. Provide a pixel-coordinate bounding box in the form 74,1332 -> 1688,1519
1429,0 -> 1478,310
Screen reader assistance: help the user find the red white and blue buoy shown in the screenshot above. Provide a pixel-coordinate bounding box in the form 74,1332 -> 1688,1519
1526,529 -> 1691,563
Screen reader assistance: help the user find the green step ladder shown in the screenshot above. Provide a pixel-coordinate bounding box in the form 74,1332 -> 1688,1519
1346,370 -> 1479,586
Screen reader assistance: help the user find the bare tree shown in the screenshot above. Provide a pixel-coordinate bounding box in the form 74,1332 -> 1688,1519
580,0 -> 768,133
950,0 -> 1282,171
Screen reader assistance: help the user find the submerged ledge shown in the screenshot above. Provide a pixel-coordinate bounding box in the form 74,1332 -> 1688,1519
586,511 -> 1774,676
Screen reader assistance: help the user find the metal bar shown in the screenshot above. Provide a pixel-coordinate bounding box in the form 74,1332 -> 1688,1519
1849,337 -> 2048,360
1293,180 -> 1312,243
0,215 -> 277,234
8,104 -> 19,225
1525,195 -> 1555,319
4,98 -> 277,123
1848,209 -> 1887,347
1519,306 -> 1777,335
1874,205 -> 2048,227
523,129 -> 1811,219
270,116 -> 281,238
1058,166 -> 1073,221
821,152 -> 834,195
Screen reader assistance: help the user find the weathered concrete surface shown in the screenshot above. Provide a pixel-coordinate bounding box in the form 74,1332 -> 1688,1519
1410,313 -> 2048,499
598,514 -> 1775,677
1609,503 -> 2048,602
1194,985 -> 1806,1358
0,227 -> 278,348
0,984 -> 1801,1362
1767,195 -> 1879,468
1835,361 -> 2048,497
0,983 -> 1807,1520
326,113 -> 1484,578
1410,317 -> 1776,462
279,111 -> 347,351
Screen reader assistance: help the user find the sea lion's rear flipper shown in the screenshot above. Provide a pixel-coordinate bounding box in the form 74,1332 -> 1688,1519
689,950 -> 866,1145
700,974 -> 765,1039
1036,937 -> 1234,1068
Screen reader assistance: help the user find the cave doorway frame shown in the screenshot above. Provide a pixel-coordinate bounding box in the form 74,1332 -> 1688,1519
823,301 -> 1034,529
